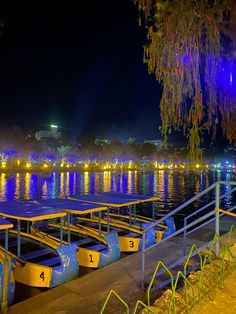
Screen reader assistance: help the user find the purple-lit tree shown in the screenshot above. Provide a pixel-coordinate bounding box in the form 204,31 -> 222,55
134,0 -> 236,161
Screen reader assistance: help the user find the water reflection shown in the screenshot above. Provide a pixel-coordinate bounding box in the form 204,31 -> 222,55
15,173 -> 20,199
0,174 -> 6,201
0,170 -> 235,211
127,171 -> 132,194
103,171 -> 110,192
84,171 -> 89,194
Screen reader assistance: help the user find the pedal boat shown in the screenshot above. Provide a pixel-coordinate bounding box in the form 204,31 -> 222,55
31,199 -> 120,269
99,192 -> 176,241
68,195 -> 157,252
0,217 -> 15,309
0,201 -> 79,288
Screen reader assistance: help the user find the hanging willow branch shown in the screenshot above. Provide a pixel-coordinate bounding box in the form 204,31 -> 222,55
134,0 -> 236,161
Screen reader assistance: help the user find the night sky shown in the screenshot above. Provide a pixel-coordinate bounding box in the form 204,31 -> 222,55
0,0 -> 163,141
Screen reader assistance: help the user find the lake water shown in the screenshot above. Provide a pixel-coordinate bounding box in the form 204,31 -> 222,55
0,170 -> 235,214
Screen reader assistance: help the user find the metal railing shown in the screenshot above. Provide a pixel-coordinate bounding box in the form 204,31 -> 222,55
100,231 -> 236,313
99,209 -> 236,314
183,184 -> 236,255
146,228 -> 236,313
141,180 -> 236,290
99,290 -> 156,314
99,290 -> 130,314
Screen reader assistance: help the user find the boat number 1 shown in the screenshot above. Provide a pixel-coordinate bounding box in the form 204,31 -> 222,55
89,254 -> 94,263
129,241 -> 134,248
40,272 -> 45,281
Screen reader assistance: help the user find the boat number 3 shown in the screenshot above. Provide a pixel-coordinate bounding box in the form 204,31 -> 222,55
129,240 -> 134,248
89,254 -> 94,263
40,271 -> 45,281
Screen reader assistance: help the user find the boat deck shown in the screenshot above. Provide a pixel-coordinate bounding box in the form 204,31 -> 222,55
9,216 -> 236,314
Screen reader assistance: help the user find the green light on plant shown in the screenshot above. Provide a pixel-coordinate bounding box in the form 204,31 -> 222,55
50,124 -> 58,128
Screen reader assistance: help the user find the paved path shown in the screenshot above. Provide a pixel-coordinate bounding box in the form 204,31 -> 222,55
8,216 -> 236,314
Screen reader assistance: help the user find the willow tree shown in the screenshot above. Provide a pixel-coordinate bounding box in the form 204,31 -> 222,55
134,0 -> 236,161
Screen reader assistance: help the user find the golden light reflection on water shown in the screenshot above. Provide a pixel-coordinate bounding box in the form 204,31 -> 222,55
128,171 -> 132,194
59,172 -> 65,197
84,171 -> 89,194
65,172 -> 70,195
24,173 -> 31,200
0,170 -> 233,213
134,170 -> 138,193
0,174 -> 6,201
103,171 -> 111,192
15,173 -> 20,199
95,173 -> 99,192
156,170 -> 165,195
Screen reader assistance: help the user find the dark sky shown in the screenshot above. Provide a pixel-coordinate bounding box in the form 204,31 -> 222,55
0,0 -> 163,140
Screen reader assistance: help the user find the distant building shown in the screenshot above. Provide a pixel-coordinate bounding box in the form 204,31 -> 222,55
144,139 -> 163,149
35,124 -> 61,141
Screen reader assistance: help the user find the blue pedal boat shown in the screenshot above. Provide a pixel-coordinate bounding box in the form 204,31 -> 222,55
99,192 -> 176,240
32,199 -> 120,269
0,201 -> 79,288
69,194 -> 159,252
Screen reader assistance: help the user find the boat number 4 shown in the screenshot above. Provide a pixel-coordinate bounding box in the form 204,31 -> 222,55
40,271 -> 45,281
129,240 -> 134,248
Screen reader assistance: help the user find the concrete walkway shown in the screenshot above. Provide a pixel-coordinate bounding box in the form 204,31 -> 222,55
8,216 -> 236,314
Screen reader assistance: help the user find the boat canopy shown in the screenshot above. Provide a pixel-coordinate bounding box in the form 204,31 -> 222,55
0,217 -> 13,230
71,193 -> 159,207
39,199 -> 107,215
0,201 -> 66,221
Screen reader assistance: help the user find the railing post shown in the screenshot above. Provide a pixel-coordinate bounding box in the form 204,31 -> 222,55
98,210 -> 102,237
17,219 -> 21,257
215,182 -> 220,256
141,231 -> 146,291
133,204 -> 136,224
183,217 -> 187,256
152,201 -> 155,222
107,207 -> 110,233
2,229 -> 9,314
129,206 -> 132,226
60,217 -> 63,246
67,214 -> 71,243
